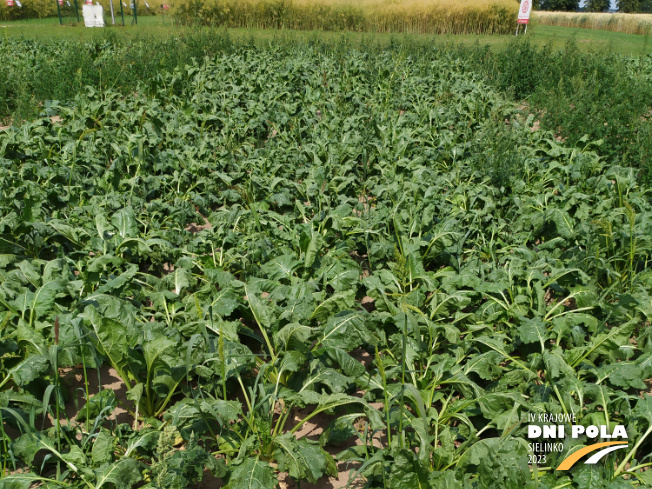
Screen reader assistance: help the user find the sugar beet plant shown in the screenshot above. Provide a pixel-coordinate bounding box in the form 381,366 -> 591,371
1,40 -> 652,488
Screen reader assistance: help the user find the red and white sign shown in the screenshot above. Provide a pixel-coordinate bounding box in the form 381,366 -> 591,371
518,0 -> 531,24
6,0 -> 14,6
58,0 -> 63,5
85,0 -> 92,4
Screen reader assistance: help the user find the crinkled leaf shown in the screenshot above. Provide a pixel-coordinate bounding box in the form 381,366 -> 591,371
10,354 -> 50,386
95,265 -> 138,295
261,254 -> 301,282
112,206 -> 138,239
92,429 -> 115,466
319,310 -> 374,350
94,458 -> 143,489
225,457 -> 277,489
274,433 -> 337,484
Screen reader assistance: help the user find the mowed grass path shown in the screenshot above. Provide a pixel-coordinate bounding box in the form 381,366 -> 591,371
1,15 -> 651,55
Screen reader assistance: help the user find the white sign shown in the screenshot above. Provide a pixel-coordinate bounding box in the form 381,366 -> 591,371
82,4 -> 105,27
518,0 -> 531,24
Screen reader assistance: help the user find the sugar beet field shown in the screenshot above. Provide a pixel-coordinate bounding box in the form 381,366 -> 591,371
1,36 -> 652,489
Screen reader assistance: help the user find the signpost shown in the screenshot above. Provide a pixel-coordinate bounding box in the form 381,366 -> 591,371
56,0 -> 78,24
516,0 -> 532,36
6,0 -> 14,6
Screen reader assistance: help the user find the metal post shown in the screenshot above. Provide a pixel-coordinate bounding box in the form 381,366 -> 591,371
524,24 -> 527,35
73,0 -> 79,22
57,0 -> 63,24
109,0 -> 115,24
515,24 -> 519,36
133,0 -> 137,24
119,0 -> 124,25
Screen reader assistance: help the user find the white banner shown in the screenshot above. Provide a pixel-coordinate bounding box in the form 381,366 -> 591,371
518,0 -> 532,24
83,4 -> 105,27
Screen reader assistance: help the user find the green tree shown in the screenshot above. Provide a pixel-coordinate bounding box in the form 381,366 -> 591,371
541,0 -> 579,10
586,0 -> 609,11
617,0 -> 641,11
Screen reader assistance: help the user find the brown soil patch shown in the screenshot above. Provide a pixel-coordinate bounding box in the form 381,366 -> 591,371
278,467 -> 366,489
349,251 -> 371,278
350,348 -> 373,369
11,362 -> 389,488
353,193 -> 374,216
275,404 -> 380,489
515,103 -> 542,133
360,296 -> 375,313
59,365 -> 134,427
0,115 -> 61,132
2,365 -> 136,442
292,407 -> 335,442
196,469 -> 225,489
642,379 -> 652,399
185,213 -> 212,234
265,128 -> 279,143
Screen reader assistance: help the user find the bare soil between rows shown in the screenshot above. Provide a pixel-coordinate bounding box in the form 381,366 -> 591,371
16,351 -> 381,489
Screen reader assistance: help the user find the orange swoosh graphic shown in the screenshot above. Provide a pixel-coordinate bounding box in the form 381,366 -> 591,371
556,441 -> 628,470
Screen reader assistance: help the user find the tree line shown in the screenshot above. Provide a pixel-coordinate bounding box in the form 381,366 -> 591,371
535,0 -> 652,13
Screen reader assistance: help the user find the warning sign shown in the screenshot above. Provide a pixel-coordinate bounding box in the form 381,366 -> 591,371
518,0 -> 532,24
6,0 -> 14,6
